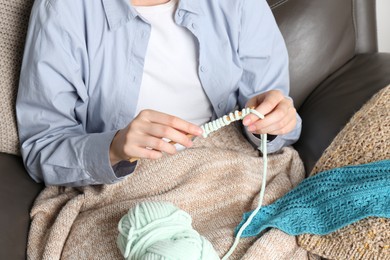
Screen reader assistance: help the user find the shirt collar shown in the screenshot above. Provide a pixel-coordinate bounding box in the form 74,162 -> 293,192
101,0 -> 203,30
101,0 -> 136,30
177,0 -> 203,15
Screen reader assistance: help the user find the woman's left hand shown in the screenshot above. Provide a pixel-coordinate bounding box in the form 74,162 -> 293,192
242,90 -> 297,135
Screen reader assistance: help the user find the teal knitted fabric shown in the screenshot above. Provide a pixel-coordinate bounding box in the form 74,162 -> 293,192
236,160 -> 390,237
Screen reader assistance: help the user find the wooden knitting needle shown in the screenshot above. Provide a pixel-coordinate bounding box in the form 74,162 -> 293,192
128,107 -> 257,163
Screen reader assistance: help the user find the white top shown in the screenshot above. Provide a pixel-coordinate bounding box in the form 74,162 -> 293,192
134,0 -> 213,127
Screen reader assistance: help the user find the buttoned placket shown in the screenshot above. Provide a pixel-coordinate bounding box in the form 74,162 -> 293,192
117,16 -> 152,127
174,9 -> 225,118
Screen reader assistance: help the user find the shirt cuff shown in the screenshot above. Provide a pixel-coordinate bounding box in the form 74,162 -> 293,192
82,130 -> 129,184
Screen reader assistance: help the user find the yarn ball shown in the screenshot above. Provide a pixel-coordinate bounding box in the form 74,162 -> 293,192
117,201 -> 220,260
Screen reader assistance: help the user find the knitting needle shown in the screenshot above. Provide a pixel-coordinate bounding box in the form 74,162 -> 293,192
128,107 -> 256,163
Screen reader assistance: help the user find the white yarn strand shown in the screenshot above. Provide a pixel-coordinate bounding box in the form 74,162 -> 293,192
201,108 -> 267,260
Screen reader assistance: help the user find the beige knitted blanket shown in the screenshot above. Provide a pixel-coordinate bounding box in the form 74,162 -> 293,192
298,85 -> 390,259
28,86 -> 390,260
28,123 -> 308,260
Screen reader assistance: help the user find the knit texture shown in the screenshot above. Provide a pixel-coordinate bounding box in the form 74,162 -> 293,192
0,0 -> 34,155
298,85 -> 390,259
236,160 -> 390,237
117,201 -> 220,260
28,123 -> 308,260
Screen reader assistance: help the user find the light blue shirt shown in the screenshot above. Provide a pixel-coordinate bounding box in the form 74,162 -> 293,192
16,0 -> 302,186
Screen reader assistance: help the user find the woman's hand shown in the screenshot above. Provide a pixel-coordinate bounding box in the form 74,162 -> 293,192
242,90 -> 297,135
109,109 -> 203,165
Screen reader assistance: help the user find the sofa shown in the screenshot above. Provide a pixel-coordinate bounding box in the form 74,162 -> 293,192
1,0 -> 389,258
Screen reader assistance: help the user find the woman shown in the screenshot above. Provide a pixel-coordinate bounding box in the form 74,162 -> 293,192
16,0 -> 301,186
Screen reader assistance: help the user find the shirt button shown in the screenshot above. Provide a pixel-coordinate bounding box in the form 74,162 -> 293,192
218,102 -> 224,109
141,31 -> 146,38
132,76 -> 136,82
200,66 -> 207,72
191,23 -> 197,30
178,10 -> 184,17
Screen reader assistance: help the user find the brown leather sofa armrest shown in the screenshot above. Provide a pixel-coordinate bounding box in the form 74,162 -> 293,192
295,53 -> 390,174
0,152 -> 44,260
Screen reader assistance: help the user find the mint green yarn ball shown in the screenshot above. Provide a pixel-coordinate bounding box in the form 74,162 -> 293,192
117,201 -> 220,260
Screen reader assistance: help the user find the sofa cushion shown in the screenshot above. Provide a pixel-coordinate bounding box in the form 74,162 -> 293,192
0,0 -> 34,155
295,53 -> 390,173
0,153 -> 43,260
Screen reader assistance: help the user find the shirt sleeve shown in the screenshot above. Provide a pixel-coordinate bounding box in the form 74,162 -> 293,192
16,3 -> 132,186
237,0 -> 302,151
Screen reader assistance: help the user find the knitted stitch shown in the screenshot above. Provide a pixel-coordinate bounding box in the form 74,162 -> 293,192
117,108 -> 268,260
27,124 -> 307,260
117,201 -> 219,260
298,85 -> 390,259
236,160 -> 390,237
0,0 -> 34,155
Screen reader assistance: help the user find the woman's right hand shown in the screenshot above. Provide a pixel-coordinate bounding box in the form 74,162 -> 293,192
109,109 -> 203,165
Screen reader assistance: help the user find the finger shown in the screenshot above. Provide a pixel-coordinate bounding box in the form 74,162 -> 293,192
247,99 -> 292,132
129,134 -> 177,156
249,105 -> 296,135
267,115 -> 297,135
139,110 -> 203,136
122,130 -> 176,160
139,122 -> 194,148
142,136 -> 178,155
256,90 -> 285,115
245,94 -> 265,112
129,146 -> 164,160
260,111 -> 296,135
243,90 -> 284,126
243,94 -> 265,126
